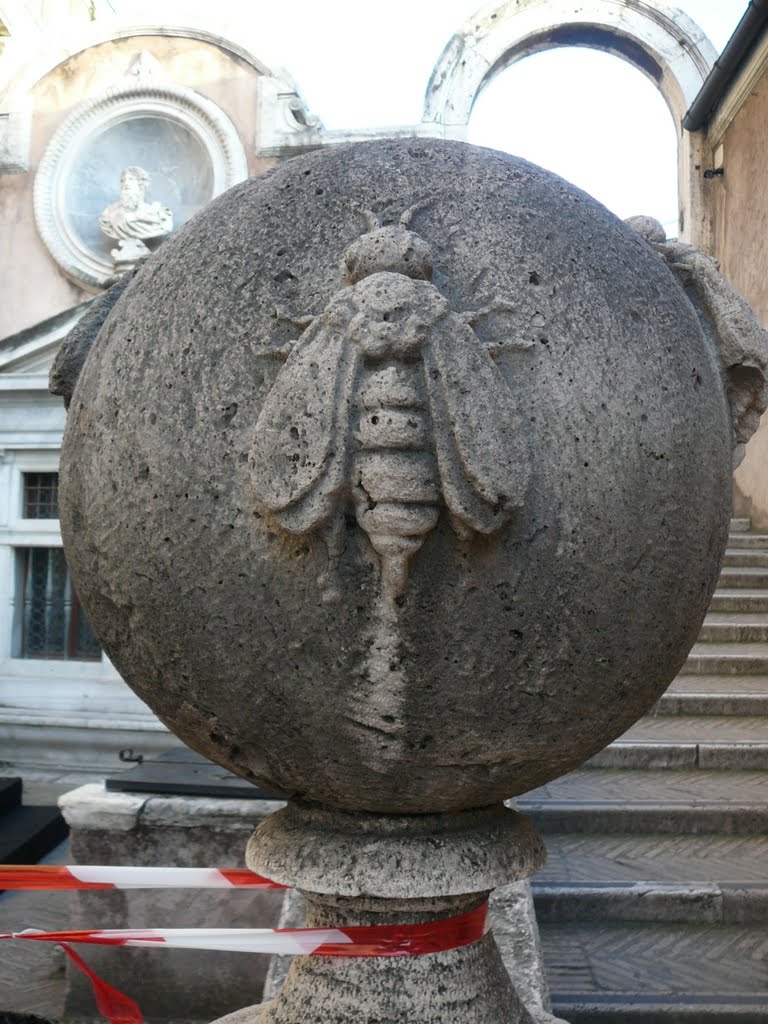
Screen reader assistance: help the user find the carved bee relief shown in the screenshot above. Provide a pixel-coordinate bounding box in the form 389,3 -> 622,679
250,208 -> 531,601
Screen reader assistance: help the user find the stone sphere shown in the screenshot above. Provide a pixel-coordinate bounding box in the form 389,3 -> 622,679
60,139 -> 732,813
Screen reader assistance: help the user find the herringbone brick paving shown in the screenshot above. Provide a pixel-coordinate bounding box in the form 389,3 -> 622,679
536,834 -> 768,884
541,922 -> 768,995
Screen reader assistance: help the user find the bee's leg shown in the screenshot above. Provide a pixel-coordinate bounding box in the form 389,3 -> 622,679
272,306 -> 317,331
318,512 -> 345,605
457,301 -> 516,327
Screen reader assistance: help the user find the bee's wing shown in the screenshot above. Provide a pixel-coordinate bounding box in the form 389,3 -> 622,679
423,316 -> 529,534
251,313 -> 358,534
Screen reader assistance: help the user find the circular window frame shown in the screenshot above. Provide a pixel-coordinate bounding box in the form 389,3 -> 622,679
34,80 -> 248,290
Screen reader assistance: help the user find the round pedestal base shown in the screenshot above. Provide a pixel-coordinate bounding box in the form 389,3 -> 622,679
227,801 -> 551,1023
246,800 -> 545,898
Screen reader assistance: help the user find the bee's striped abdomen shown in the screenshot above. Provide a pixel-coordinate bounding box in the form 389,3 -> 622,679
352,362 -> 440,598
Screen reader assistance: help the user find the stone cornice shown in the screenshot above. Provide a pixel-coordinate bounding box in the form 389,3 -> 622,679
707,30 -> 768,148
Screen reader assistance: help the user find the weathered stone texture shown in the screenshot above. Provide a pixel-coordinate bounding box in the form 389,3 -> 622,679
262,880 -> 558,1024
246,801 -> 545,897
58,138 -> 733,816
49,267 -> 137,407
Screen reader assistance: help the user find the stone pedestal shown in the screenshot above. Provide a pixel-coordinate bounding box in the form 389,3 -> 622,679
258,896 -> 528,1024
263,880 -> 558,1024
223,799 -> 563,1024
58,783 -> 284,1022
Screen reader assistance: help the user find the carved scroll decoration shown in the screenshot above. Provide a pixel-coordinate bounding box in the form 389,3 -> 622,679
626,215 -> 768,469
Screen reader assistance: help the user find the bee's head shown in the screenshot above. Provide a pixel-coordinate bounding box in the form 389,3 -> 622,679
342,217 -> 433,285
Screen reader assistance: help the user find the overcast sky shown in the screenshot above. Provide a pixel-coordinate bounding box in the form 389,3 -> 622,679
249,0 -> 746,234
96,0 -> 747,230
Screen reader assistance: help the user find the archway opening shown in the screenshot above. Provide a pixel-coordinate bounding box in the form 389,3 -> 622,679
467,46 -> 678,234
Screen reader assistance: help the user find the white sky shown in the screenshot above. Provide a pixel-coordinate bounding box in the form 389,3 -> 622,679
251,0 -> 746,234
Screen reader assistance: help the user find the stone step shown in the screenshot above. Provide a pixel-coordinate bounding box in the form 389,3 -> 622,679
0,804 -> 69,865
728,532 -> 768,549
656,676 -> 768,716
730,518 -> 752,532
518,769 -> 768,834
0,777 -> 21,814
587,715 -> 768,770
723,549 -> 768,567
588,741 -> 768,770
552,993 -> 768,1023
532,882 -> 768,924
699,613 -> 768,643
536,514 -> 768,1023
709,590 -> 768,612
681,642 -> 768,675
536,833 -> 768,884
666,674 -> 768,695
542,922 -> 768,1021
717,566 -> 768,589
621,716 -> 768,743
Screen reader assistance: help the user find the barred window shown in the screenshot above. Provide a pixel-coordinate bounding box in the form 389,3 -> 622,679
18,547 -> 101,660
23,472 -> 59,519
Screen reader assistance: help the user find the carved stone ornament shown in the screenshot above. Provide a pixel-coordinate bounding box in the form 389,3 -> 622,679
55,132 -> 751,814
33,59 -> 247,290
99,164 -> 173,270
251,207 -> 530,602
625,215 -> 768,468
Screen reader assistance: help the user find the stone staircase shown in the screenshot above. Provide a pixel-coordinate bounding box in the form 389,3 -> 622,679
519,517 -> 768,1024
0,777 -> 68,870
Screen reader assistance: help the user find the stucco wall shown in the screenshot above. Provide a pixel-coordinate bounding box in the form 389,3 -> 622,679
0,34 -> 276,339
711,76 -> 768,527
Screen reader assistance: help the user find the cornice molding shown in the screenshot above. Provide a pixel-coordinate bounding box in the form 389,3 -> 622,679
707,31 -> 768,149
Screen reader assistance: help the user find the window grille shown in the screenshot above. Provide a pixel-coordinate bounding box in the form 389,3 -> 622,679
19,547 -> 101,660
23,472 -> 59,519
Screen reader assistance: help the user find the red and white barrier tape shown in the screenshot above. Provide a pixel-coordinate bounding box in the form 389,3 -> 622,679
1,863 -> 490,1024
0,864 -> 285,890
1,903 -> 488,958
57,942 -> 145,1024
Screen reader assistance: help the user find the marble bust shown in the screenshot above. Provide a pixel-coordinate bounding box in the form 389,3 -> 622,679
99,165 -> 173,268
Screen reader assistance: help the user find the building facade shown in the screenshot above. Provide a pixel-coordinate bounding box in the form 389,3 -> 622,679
0,8 -> 283,773
690,10 -> 768,528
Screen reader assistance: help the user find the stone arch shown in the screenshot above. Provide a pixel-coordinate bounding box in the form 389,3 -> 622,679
422,0 -> 718,246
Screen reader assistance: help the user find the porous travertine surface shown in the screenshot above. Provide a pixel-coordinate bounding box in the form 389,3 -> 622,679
58,138 -> 732,814
261,880 -> 556,1023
